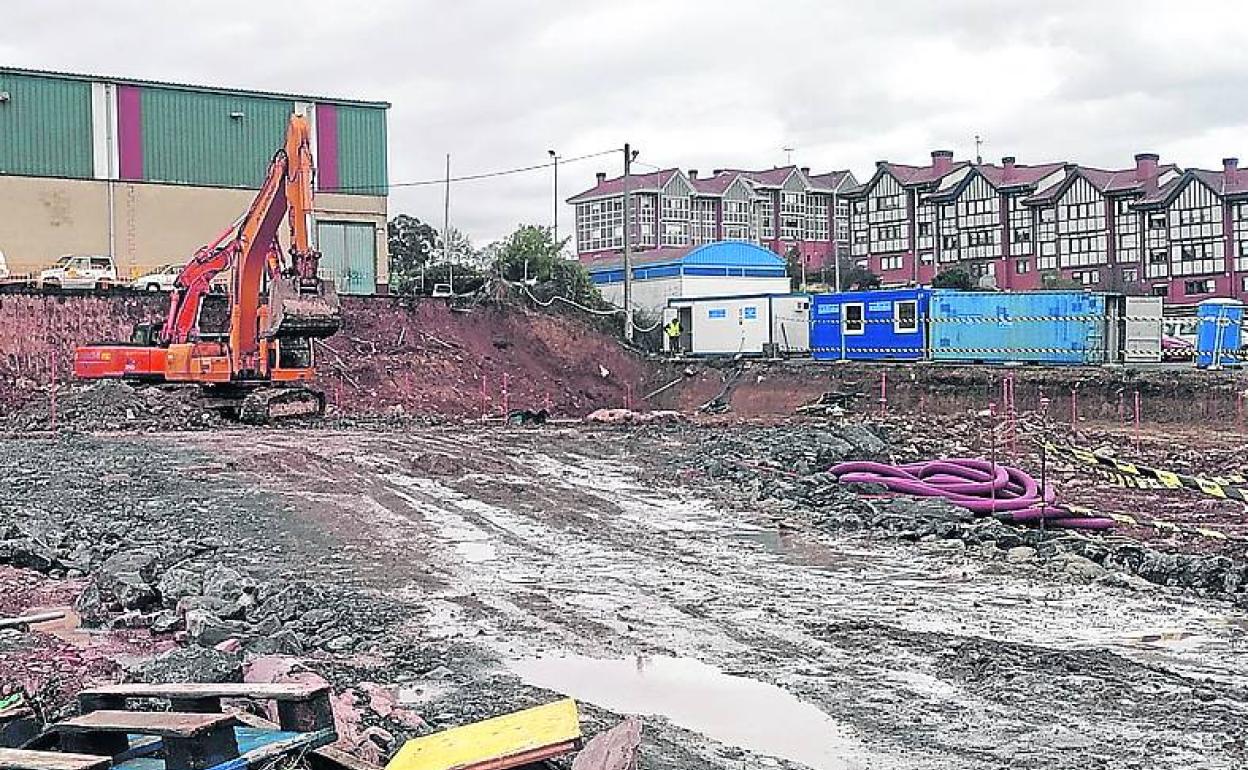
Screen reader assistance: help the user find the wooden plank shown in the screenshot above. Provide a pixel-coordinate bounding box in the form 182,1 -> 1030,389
57,711 -> 237,738
385,699 -> 581,770
78,684 -> 328,702
571,718 -> 642,770
206,728 -> 338,770
0,611 -> 66,630
0,749 -> 111,770
235,712 -> 368,770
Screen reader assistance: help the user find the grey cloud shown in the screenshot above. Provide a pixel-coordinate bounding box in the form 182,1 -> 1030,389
6,0 -> 1248,243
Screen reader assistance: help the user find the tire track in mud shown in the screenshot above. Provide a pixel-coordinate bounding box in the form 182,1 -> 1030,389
180,428 -> 1248,769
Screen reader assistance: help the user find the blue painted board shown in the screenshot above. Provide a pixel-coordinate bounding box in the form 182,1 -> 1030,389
930,290 -> 1108,364
810,288 -> 930,361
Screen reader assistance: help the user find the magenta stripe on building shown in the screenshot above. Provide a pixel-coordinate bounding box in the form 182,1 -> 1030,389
116,85 -> 143,180
315,103 -> 340,191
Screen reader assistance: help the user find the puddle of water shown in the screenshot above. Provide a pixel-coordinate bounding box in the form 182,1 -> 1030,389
511,654 -> 873,770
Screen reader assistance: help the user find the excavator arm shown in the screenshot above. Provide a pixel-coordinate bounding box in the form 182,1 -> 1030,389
73,113 -> 341,422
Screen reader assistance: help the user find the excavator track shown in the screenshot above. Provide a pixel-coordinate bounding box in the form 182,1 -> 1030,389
237,387 -> 326,425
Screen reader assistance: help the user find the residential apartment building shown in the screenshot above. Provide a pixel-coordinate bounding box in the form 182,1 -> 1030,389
571,149 -> 1248,302
845,150 -> 1248,302
568,165 -> 857,271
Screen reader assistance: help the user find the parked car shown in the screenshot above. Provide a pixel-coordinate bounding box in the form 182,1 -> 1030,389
0,250 -> 9,281
39,254 -> 118,290
129,263 -> 185,292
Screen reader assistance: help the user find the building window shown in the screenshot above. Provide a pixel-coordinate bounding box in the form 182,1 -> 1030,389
1072,269 -> 1100,285
1015,259 -> 1030,274
843,303 -> 865,335
1185,278 -> 1216,295
919,252 -> 934,265
1149,213 -> 1167,230
880,255 -> 903,271
1242,275 -> 1248,292
894,300 -> 918,333
1151,284 -> 1168,297
1122,267 -> 1138,283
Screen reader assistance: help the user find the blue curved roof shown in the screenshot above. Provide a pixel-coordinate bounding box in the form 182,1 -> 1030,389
586,241 -> 786,273
682,241 -> 787,268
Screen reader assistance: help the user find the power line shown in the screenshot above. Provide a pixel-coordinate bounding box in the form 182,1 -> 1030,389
325,147 -> 622,192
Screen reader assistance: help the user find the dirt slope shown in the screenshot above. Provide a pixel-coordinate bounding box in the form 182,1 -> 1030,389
0,294 -> 658,419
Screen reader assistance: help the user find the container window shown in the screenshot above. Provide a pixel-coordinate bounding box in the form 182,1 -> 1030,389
894,300 -> 919,334
843,303 -> 865,336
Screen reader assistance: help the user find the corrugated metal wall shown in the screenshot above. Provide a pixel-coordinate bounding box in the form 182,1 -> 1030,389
317,220 -> 377,294
140,88 -> 293,188
0,72 -> 93,178
336,106 -> 388,195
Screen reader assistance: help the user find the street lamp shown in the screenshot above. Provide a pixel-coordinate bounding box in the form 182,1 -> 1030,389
548,149 -> 560,255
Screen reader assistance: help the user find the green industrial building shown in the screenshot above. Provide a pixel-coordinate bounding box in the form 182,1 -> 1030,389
0,66 -> 390,293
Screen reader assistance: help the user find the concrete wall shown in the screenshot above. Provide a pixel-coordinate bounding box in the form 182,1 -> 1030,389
597,274 -> 793,315
0,175 -> 388,288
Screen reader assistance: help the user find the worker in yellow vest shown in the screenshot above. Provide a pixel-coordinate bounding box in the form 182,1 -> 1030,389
664,316 -> 682,354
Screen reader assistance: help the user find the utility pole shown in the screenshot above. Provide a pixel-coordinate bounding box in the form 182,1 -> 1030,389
623,143 -> 635,342
832,186 -> 842,292
548,150 -> 560,254
443,153 -> 452,293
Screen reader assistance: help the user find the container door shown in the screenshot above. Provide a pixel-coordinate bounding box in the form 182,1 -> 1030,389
316,221 -> 377,295
1124,296 -> 1163,363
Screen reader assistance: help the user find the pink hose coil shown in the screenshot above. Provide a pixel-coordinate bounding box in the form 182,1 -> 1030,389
830,458 -> 1114,531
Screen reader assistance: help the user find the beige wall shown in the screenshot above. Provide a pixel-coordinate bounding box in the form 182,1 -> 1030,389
0,175 -> 389,287
0,176 -> 111,270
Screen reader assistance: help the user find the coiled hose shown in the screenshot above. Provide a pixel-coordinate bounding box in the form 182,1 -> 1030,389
830,458 -> 1114,530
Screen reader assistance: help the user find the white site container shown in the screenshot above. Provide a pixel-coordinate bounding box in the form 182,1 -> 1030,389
665,294 -> 810,356
1123,296 -> 1163,363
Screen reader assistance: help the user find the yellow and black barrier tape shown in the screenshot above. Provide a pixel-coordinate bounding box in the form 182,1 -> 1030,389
1044,442 -> 1248,503
1064,504 -> 1234,541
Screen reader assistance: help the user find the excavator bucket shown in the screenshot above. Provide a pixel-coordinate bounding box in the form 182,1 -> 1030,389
264,276 -> 342,339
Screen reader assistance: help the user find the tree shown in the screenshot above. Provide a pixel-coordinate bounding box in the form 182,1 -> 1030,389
436,226 -> 482,267
387,214 -> 438,295
931,267 -> 975,291
785,246 -> 805,292
490,224 -> 602,309
1040,270 -> 1082,290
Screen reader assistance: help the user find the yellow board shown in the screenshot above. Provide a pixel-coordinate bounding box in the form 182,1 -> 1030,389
386,699 -> 581,770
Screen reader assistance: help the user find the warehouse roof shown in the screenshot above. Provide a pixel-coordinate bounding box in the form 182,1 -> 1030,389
0,65 -> 390,109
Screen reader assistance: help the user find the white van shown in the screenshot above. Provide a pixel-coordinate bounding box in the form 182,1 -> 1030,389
39,254 -> 119,290
0,250 -> 9,281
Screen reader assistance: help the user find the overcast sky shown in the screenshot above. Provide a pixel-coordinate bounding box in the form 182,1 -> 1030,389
6,0 -> 1248,246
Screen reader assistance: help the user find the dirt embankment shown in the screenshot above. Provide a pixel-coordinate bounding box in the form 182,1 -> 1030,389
657,359 -> 1248,425
0,294 -> 661,419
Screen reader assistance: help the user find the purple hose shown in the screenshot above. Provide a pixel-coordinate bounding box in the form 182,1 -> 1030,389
831,458 -> 1114,531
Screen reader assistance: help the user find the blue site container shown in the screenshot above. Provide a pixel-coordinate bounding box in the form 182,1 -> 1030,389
810,288 -> 930,361
929,290 -> 1108,365
1195,299 -> 1245,369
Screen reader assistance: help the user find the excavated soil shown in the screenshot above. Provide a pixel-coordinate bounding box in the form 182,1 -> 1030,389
3,425 -> 1248,769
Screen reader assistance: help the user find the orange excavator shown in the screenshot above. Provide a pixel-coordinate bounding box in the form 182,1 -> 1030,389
73,113 -> 342,423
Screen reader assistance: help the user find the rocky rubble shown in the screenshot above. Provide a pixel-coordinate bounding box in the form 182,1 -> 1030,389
648,420 -> 1248,607
2,380 -> 222,432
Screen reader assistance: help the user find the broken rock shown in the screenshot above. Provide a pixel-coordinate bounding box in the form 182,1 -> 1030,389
125,646 -> 242,684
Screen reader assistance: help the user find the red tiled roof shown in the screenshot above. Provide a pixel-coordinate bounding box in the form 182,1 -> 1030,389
567,169 -> 680,203
690,173 -> 742,195
977,161 -> 1068,189
882,160 -> 972,186
807,170 -> 853,191
1025,162 -> 1181,205
1190,168 -> 1248,197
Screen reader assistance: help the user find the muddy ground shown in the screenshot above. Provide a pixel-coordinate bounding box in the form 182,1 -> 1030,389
4,423 -> 1248,769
